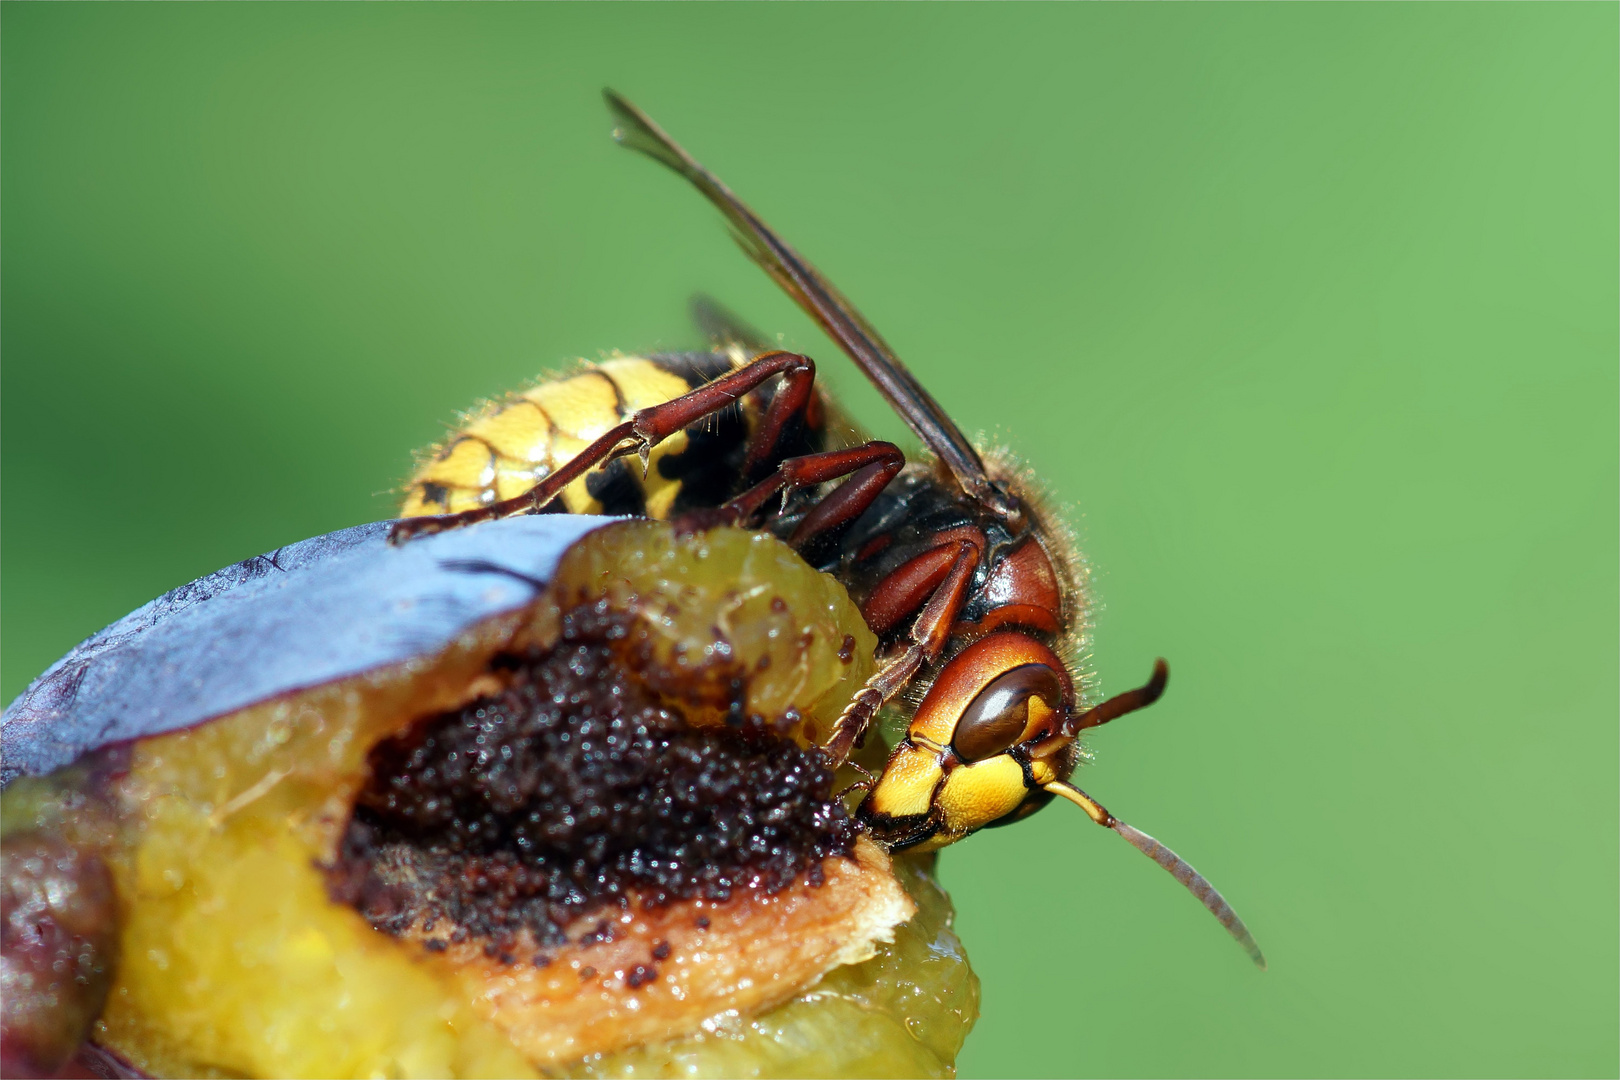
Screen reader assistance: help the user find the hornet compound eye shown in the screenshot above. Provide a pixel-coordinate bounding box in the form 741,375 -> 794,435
952,664 -> 1065,762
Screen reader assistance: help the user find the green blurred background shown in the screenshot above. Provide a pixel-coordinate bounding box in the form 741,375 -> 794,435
3,5 -> 1615,1076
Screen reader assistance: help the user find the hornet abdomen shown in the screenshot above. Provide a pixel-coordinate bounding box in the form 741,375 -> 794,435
404,350 -> 829,519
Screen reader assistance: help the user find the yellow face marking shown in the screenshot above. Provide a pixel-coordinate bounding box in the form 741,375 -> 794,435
937,755 -> 1028,836
525,371 -> 621,440
908,704 -> 960,749
868,742 -> 945,819
1024,695 -> 1055,739
1028,756 -> 1058,787
464,400 -> 553,463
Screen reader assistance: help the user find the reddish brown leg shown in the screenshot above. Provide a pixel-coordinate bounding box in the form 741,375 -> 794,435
391,351 -> 816,542
823,530 -> 985,765
858,526 -> 987,636
701,442 -> 904,544
825,648 -> 926,766
832,759 -> 878,802
785,445 -> 905,547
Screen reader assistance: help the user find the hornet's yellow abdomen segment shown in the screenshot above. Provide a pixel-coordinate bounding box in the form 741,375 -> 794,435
403,355 -> 730,519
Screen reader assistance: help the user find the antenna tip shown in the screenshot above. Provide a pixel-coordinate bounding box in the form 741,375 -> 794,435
1146,658 -> 1169,700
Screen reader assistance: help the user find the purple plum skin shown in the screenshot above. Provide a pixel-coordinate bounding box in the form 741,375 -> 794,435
1,514 -> 608,788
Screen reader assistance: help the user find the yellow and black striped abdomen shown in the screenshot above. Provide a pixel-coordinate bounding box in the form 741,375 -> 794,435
403,351 -> 757,519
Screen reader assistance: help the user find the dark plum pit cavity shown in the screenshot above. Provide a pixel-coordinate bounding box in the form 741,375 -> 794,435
338,607 -> 855,952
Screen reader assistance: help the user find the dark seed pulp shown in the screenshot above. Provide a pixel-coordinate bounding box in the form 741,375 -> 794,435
338,610 -> 855,952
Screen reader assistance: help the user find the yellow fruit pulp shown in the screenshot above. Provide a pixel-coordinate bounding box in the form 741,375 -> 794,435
550,522 -> 879,744
570,856 -> 978,1079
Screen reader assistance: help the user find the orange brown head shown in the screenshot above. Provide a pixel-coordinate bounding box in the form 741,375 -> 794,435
855,634 -> 1266,969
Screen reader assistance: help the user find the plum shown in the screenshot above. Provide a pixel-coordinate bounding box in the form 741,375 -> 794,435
2,516 -> 977,1078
